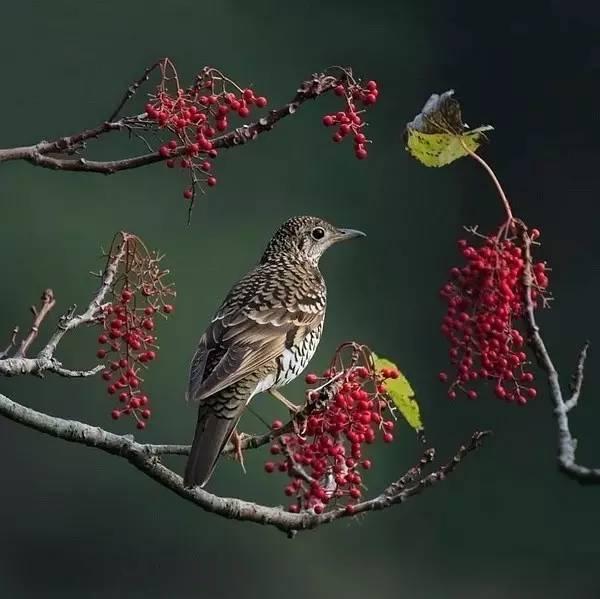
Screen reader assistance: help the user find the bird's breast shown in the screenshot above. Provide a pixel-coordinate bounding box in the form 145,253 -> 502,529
274,323 -> 323,388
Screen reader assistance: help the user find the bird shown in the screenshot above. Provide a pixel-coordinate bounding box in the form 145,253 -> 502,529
183,215 -> 366,488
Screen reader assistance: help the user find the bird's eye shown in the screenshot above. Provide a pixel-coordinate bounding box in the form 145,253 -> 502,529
311,227 -> 325,240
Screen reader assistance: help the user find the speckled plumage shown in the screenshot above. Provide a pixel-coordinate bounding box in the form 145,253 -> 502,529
183,216 -> 365,488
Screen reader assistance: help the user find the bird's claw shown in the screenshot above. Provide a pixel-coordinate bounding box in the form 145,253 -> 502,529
230,429 -> 246,474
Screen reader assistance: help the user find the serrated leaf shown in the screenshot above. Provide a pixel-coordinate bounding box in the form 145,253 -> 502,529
373,354 -> 423,433
405,90 -> 493,167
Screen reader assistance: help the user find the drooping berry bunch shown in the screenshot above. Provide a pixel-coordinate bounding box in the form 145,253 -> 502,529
144,59 -> 268,204
96,232 -> 175,429
322,77 -> 379,160
438,226 -> 549,404
263,344 -> 398,514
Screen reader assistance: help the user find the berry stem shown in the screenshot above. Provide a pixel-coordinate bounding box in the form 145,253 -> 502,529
461,141 -> 513,222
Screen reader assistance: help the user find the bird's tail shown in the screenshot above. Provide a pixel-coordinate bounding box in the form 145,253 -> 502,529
183,404 -> 243,488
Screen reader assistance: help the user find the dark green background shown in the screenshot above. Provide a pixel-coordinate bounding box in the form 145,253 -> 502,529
1,1 -> 599,597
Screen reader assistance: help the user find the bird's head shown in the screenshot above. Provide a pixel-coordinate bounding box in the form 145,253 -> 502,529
261,216 -> 366,265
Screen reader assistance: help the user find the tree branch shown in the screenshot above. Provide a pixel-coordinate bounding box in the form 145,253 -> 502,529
0,72 -> 338,176
520,225 -> 600,482
0,237 -> 126,378
0,386 -> 488,535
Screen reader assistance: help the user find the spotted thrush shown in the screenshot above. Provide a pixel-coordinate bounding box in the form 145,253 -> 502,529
184,216 -> 365,487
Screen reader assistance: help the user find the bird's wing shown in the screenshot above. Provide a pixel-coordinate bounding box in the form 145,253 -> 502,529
187,268 -> 325,403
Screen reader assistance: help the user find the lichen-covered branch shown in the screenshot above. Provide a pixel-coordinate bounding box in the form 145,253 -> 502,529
0,237 -> 126,378
0,386 -> 488,535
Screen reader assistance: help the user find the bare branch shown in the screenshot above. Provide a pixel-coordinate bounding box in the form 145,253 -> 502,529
0,387 -> 487,535
520,225 -> 600,483
146,430 -> 274,457
0,237 -> 126,379
38,237 -> 127,362
14,289 -> 56,358
108,62 -> 160,122
565,342 -> 589,412
0,326 -> 18,359
0,356 -> 102,378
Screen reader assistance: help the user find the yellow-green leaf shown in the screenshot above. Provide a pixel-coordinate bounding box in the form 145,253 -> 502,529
405,90 -> 493,167
373,355 -> 423,433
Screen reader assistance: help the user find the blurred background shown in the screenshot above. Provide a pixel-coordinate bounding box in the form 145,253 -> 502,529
1,1 -> 600,597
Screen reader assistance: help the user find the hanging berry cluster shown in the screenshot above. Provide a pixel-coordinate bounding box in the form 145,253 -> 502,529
322,77 -> 379,160
96,232 -> 175,429
263,344 -> 398,514
438,226 -> 550,404
144,59 -> 269,207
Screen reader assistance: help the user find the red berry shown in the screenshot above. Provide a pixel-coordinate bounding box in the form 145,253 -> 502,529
255,96 -> 268,108
382,432 -> 394,443
264,461 -> 275,473
111,409 -> 121,420
163,304 -> 174,314
322,115 -> 335,126
183,188 -> 193,200
271,419 -> 283,430
305,373 -> 318,384
207,176 -> 217,187
136,421 -> 146,430
334,84 -> 345,96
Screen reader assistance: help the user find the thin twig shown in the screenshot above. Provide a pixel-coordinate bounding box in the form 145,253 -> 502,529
0,326 -> 18,359
14,289 -> 56,358
565,342 -> 589,412
108,62 -> 160,122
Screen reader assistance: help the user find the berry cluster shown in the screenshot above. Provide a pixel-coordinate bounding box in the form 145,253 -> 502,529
263,345 -> 397,514
144,60 -> 268,204
438,227 -> 549,404
322,78 -> 379,160
96,233 -> 175,428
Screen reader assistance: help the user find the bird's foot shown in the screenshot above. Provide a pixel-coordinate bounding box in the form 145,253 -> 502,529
269,388 -> 302,414
230,429 -> 246,474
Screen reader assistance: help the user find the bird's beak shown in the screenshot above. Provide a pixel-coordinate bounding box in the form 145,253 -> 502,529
335,227 -> 367,241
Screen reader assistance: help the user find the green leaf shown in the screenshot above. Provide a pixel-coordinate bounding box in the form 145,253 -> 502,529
405,90 -> 493,167
373,354 -> 423,433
